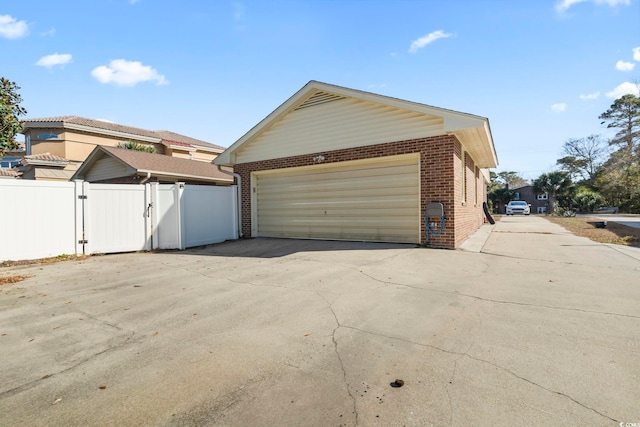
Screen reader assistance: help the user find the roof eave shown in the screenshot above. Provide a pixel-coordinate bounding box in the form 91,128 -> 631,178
24,121 -> 162,144
215,80 -> 499,167
136,170 -> 233,183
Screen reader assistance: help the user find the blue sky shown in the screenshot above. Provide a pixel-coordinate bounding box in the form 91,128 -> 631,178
2,0 -> 639,180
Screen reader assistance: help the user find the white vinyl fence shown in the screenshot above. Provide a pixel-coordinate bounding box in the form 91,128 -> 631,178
0,180 -> 238,262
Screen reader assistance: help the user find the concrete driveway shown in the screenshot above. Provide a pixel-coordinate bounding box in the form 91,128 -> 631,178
1,216 -> 639,426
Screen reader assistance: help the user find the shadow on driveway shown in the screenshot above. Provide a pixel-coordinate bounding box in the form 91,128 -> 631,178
172,237 -> 421,259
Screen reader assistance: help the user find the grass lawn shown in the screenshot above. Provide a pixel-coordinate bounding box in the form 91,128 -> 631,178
545,216 -> 640,248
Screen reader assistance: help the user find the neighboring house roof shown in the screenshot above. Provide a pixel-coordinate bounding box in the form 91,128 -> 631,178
214,80 -> 498,169
72,145 -> 234,184
162,139 -> 197,151
0,169 -> 20,179
23,116 -> 225,153
20,152 -> 70,167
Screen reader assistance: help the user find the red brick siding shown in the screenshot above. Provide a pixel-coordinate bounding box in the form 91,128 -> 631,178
452,151 -> 485,248
234,135 -> 485,249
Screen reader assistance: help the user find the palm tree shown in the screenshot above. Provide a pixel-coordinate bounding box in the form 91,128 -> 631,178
532,171 -> 573,214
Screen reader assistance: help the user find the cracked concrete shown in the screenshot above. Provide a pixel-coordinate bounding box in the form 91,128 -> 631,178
1,216 -> 639,426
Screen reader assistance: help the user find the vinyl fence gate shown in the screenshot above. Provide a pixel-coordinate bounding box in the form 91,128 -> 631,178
0,180 -> 238,262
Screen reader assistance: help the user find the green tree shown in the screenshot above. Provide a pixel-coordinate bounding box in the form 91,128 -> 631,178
572,187 -> 604,212
595,149 -> 640,212
495,170 -> 527,189
117,140 -> 157,154
595,92 -> 640,212
556,135 -> 607,184
599,93 -> 640,152
0,77 -> 27,156
487,171 -> 517,213
532,171 -> 573,214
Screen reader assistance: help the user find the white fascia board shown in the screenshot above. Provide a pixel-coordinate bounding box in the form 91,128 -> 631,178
137,169 -> 234,183
192,145 -> 224,154
165,144 -> 197,152
22,160 -> 69,167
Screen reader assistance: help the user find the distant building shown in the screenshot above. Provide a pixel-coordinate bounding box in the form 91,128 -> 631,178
19,116 -> 225,181
511,185 -> 550,214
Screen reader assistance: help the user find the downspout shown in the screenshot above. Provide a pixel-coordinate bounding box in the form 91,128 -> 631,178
139,172 -> 152,184
217,165 -> 243,238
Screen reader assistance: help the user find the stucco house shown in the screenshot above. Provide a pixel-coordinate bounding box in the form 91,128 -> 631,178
214,81 -> 498,249
16,153 -> 70,181
20,116 -> 225,180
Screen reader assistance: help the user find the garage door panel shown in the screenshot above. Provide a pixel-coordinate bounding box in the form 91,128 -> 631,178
258,194 -> 417,209
259,163 -> 418,184
255,154 -> 420,243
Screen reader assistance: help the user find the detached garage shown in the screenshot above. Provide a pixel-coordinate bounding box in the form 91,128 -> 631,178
215,81 -> 498,249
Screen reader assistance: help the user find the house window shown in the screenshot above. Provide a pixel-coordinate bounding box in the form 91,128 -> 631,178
514,192 -> 520,200
537,193 -> 548,200
461,150 -> 466,203
474,166 -> 479,205
37,133 -> 59,140
537,207 -> 546,214
0,157 -> 20,168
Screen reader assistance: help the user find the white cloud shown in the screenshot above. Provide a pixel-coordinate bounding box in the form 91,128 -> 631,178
551,103 -> 567,112
606,82 -> 640,99
36,53 -> 72,68
556,0 -> 630,12
633,47 -> 640,61
0,14 -> 29,39
91,59 -> 168,87
556,0 -> 587,12
580,92 -> 600,100
408,30 -> 452,54
615,60 -> 635,71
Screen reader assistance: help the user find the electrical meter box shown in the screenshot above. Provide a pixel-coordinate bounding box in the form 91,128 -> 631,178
425,202 -> 444,218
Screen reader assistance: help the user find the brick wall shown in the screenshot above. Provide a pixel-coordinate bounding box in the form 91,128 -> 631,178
452,151 -> 486,248
234,135 -> 485,249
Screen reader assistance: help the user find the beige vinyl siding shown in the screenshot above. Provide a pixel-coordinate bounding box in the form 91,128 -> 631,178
236,97 -> 443,164
252,154 -> 420,243
85,156 -> 130,182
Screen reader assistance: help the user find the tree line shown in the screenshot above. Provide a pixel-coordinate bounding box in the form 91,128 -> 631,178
489,93 -> 640,214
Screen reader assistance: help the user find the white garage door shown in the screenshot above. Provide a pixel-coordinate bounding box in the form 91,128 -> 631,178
253,154 -> 420,243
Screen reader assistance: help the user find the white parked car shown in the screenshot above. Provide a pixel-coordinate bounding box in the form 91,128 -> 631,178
506,200 -> 531,215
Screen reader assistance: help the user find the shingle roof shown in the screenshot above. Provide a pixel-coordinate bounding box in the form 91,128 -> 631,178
80,146 -> 233,183
23,116 -> 225,152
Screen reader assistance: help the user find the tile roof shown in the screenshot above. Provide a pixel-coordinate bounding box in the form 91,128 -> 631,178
20,153 -> 70,167
91,146 -> 233,182
0,169 -> 20,178
23,116 -> 226,152
23,152 -> 69,163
